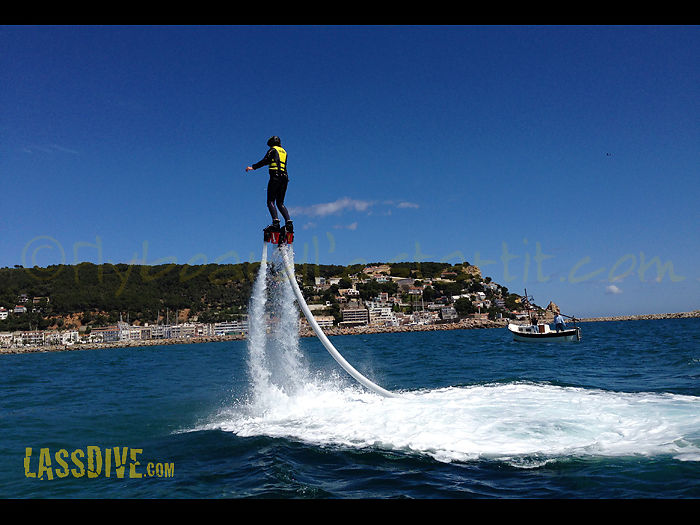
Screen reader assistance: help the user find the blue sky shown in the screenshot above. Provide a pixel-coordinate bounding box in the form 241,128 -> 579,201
1,25 -> 698,317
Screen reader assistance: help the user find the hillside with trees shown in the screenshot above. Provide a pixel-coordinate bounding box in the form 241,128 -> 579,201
0,261 -> 521,332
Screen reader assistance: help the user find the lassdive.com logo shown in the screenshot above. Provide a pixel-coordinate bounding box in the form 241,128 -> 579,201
24,446 -> 174,480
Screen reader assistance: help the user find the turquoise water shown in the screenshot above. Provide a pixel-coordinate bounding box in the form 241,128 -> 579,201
1,318 -> 699,498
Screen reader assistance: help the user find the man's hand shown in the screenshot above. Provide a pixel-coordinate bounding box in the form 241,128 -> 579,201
245,166 -> 254,172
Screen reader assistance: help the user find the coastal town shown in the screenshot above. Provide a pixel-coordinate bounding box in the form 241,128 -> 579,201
0,263 -> 534,353
3,262 -> 697,355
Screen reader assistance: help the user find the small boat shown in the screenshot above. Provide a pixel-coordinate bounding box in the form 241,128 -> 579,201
507,289 -> 581,342
508,322 -> 581,342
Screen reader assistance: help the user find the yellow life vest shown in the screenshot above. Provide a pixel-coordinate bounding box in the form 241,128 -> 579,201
270,146 -> 287,175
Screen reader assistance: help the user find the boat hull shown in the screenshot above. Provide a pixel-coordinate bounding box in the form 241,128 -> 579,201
508,324 -> 581,342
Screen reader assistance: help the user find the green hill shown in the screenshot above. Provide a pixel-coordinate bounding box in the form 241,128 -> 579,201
0,260 -> 514,331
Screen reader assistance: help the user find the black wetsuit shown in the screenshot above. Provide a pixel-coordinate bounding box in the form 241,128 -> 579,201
252,147 -> 290,222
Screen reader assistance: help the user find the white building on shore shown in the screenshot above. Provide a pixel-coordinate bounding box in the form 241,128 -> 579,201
368,305 -> 396,326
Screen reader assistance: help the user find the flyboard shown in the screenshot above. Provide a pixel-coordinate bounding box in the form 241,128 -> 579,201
262,225 -> 397,398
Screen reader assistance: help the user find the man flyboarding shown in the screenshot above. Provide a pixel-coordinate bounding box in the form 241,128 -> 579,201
246,136 -> 293,241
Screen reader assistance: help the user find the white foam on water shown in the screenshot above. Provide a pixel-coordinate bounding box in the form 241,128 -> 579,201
207,381 -> 700,466
200,245 -> 700,467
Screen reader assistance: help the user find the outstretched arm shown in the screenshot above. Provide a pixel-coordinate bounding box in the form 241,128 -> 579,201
246,148 -> 274,172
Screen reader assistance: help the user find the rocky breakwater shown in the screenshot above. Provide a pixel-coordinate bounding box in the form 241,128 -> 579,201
0,334 -> 245,355
300,317 -> 508,338
577,310 -> 700,323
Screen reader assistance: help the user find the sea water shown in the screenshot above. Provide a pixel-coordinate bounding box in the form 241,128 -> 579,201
1,256 -> 698,497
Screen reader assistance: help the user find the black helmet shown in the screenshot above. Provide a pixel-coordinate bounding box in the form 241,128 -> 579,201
267,136 -> 281,147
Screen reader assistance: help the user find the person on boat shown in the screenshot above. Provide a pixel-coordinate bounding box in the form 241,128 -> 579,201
554,312 -> 566,332
246,136 -> 293,235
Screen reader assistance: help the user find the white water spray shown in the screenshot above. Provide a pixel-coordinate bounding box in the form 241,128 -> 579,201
246,242 -> 393,406
246,243 -> 272,407
245,243 -> 330,413
264,245 -> 309,394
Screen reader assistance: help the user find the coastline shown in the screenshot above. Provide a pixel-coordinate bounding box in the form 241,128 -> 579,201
1,311 -> 698,356
575,310 -> 700,323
